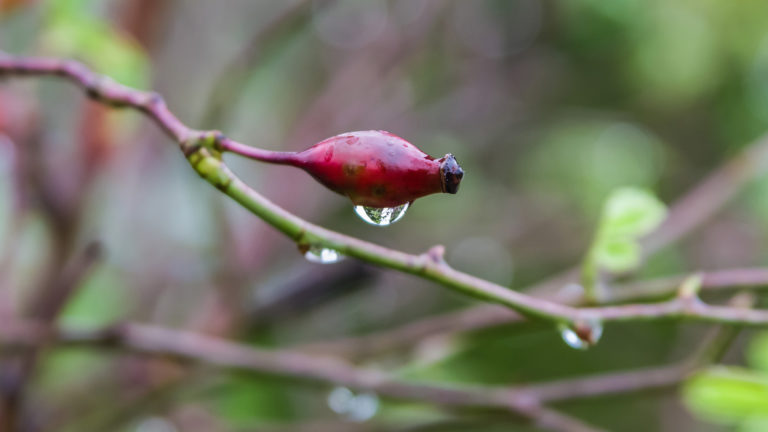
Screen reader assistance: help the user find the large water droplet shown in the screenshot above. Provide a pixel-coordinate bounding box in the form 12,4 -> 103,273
327,386 -> 379,422
354,203 -> 409,226
304,246 -> 344,264
558,320 -> 603,350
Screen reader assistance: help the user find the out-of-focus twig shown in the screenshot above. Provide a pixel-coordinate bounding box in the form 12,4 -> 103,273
299,268 -> 768,358
0,321 -> 610,431
0,243 -> 102,432
0,308 -> 749,432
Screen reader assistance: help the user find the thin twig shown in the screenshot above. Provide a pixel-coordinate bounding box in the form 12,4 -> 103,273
300,268 -> 768,357
0,315 -> 748,432
0,321 -> 605,432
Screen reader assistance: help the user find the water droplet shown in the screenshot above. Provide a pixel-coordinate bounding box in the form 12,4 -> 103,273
558,319 -> 603,350
327,386 -> 379,422
354,203 -> 409,226
304,246 -> 344,264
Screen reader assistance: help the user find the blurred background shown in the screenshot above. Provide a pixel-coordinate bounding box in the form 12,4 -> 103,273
2,0 -> 768,431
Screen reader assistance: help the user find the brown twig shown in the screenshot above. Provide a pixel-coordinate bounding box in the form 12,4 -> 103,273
0,312 -> 748,432
0,242 -> 102,432
0,321 -> 604,432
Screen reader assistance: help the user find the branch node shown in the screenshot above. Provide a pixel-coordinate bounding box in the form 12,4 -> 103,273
424,244 -> 446,264
146,91 -> 162,106
677,273 -> 703,301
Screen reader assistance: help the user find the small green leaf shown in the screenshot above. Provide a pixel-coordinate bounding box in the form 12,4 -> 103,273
600,187 -> 667,238
594,237 -> 640,272
589,187 -> 666,274
747,332 -> 768,373
683,367 -> 768,424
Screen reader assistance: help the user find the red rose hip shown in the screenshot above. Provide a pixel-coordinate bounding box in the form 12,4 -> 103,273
220,130 -> 464,225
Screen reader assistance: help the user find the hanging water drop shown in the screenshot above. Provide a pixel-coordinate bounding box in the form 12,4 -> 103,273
559,325 -> 587,350
327,386 -> 379,422
354,202 -> 409,226
558,319 -> 603,350
304,245 -> 344,264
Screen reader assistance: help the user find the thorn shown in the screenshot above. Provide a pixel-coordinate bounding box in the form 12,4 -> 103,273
145,91 -> 162,106
425,245 -> 446,264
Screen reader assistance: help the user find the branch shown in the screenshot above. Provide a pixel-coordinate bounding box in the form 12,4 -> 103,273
0,314 -> 745,432
2,53 -> 768,329
0,321 -> 604,432
300,268 -> 768,357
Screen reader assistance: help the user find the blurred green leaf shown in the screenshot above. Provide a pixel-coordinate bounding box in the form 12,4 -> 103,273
600,187 -> 667,238
747,332 -> 768,374
592,187 -> 666,273
211,373 -> 295,427
41,0 -> 148,87
683,367 -> 768,424
629,2 -> 720,107
741,417 -> 768,432
59,265 -> 131,328
593,237 -> 639,273
521,119 -> 665,216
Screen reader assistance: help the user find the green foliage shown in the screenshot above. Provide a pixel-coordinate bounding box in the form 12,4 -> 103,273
748,332 -> 768,373
684,332 -> 768,427
592,187 -> 667,273
40,0 -> 147,87
211,373 -> 295,428
593,237 -> 640,274
683,367 -> 768,424
59,265 -> 131,328
521,120 -> 665,217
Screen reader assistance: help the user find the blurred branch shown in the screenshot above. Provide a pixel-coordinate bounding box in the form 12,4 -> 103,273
524,293 -> 754,404
0,305 -> 749,432
0,320 -> 610,432
2,55 -> 768,331
606,268 -> 768,303
0,242 -> 102,432
27,242 -> 103,321
300,267 -> 768,358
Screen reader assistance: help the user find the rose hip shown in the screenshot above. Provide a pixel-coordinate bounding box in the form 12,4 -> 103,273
221,130 -> 464,208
